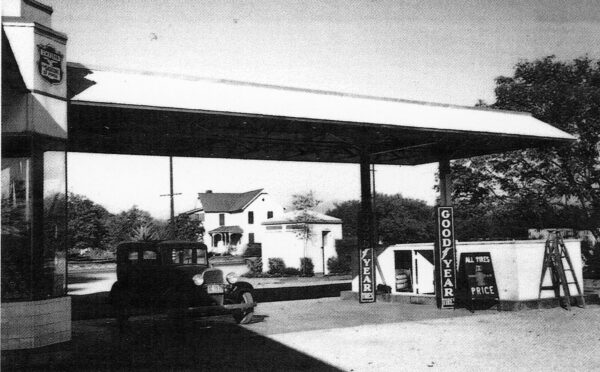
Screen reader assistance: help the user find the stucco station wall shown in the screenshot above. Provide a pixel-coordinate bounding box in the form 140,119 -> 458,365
351,240 -> 583,302
262,224 -> 342,274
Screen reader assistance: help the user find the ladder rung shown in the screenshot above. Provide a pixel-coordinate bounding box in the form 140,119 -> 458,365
540,286 -> 556,290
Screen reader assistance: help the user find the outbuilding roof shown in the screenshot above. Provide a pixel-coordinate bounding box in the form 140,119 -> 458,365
262,210 -> 342,225
197,189 -> 264,213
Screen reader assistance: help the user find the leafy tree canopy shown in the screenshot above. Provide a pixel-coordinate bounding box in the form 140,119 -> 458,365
327,193 -> 434,246
290,190 -> 322,211
65,193 -> 203,254
104,205 -> 156,248
166,214 -> 205,242
451,56 -> 600,241
67,193 -> 110,251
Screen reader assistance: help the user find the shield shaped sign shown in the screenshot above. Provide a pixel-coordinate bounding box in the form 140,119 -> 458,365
37,44 -> 64,84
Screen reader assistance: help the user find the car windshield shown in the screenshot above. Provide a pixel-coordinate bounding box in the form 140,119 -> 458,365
170,247 -> 207,265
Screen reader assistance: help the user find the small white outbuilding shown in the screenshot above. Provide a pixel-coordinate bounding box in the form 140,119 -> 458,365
261,210 -> 343,275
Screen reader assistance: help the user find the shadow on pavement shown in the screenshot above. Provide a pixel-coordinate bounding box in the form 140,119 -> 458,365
253,283 -> 350,302
3,315 -> 341,371
71,283 -> 351,321
67,275 -> 107,285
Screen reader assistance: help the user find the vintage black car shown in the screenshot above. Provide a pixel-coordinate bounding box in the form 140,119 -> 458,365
109,241 -> 256,324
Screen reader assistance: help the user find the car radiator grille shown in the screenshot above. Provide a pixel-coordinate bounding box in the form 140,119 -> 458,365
203,269 -> 224,284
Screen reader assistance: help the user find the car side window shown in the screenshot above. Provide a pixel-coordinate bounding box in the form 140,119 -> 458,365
141,250 -> 158,265
197,248 -> 207,264
172,248 -> 195,264
128,251 -> 139,263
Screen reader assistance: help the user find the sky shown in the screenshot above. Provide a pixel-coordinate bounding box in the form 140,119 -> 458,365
43,0 -> 600,219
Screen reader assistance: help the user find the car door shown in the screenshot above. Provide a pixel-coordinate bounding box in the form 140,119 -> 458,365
136,244 -> 161,305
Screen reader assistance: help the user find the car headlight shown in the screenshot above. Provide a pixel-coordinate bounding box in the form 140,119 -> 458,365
193,274 -> 204,286
226,272 -> 238,284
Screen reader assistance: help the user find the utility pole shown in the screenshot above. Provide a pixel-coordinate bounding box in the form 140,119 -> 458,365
160,156 -> 182,225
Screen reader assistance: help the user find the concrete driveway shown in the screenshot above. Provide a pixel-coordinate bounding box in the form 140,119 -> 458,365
257,299 -> 600,371
4,298 -> 599,371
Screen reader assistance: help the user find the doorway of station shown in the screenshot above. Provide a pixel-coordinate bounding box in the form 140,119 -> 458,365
394,249 -> 435,295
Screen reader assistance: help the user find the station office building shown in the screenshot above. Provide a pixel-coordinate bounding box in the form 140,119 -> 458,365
2,0 -> 70,350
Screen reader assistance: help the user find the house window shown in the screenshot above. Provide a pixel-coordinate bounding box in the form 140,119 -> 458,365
219,214 -> 225,226
248,211 -> 254,224
267,211 -> 273,219
249,233 -> 255,244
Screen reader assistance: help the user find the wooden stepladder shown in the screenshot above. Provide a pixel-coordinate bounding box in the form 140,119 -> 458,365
538,231 -> 585,310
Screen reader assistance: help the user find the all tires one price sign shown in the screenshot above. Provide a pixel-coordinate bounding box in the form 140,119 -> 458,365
437,207 -> 457,309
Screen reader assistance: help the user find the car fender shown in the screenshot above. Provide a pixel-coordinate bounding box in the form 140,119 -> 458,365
228,281 -> 254,302
109,281 -> 129,305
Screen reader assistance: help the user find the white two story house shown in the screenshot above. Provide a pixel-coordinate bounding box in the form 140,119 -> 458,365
184,189 -> 284,254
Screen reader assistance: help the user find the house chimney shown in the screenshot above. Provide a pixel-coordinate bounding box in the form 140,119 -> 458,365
205,190 -> 213,193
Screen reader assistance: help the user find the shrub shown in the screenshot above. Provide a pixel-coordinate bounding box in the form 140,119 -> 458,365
268,257 -> 286,275
300,257 -> 314,277
246,257 -> 263,274
283,267 -> 301,276
327,256 -> 351,274
244,243 -> 262,257
335,238 -> 355,262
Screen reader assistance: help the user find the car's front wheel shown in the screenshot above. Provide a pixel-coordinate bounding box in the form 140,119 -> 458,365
233,292 -> 254,325
166,290 -> 189,321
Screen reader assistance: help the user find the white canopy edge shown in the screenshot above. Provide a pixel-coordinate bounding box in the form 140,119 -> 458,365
69,65 -> 575,141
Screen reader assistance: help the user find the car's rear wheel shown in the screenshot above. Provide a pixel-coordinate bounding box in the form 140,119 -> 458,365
110,282 -> 130,327
233,292 -> 254,324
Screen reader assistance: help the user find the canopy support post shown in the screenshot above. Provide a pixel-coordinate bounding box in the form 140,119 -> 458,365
435,158 -> 456,309
439,158 -> 452,207
358,149 -> 376,302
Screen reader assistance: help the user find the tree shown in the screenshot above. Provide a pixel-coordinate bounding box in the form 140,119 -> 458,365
105,206 -> 156,249
327,193 -> 435,246
327,200 -> 360,240
165,214 -> 205,242
451,56 -> 599,243
290,191 -> 323,275
290,190 -> 322,211
66,193 -> 111,252
452,56 -> 600,239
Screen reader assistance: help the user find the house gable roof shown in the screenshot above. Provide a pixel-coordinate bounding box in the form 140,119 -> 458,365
198,189 -> 264,213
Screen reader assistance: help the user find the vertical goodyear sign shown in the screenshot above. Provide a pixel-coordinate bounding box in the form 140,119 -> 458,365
437,207 -> 456,309
359,247 -> 376,303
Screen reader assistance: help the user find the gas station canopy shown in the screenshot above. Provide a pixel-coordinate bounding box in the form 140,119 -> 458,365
68,64 -> 574,165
